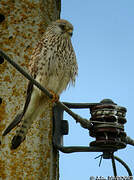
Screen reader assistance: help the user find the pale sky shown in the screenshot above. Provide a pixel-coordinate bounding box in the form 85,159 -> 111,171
59,0 -> 134,178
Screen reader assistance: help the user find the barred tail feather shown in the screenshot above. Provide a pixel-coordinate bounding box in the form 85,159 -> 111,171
10,99 -> 45,149
11,134 -> 25,149
11,118 -> 30,149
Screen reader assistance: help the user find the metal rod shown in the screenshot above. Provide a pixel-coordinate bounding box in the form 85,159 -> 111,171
56,101 -> 92,129
53,144 -> 115,153
0,49 -> 53,99
124,136 -> 134,146
0,49 -> 91,129
114,156 -> 133,176
63,102 -> 99,108
111,155 -> 117,176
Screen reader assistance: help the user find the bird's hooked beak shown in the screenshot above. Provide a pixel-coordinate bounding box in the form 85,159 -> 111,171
66,29 -> 73,37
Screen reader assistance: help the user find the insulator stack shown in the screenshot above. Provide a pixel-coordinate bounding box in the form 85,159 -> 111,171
89,99 -> 127,150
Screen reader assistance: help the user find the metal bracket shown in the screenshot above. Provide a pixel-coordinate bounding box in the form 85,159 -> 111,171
52,100 -> 133,176
52,102 -> 116,153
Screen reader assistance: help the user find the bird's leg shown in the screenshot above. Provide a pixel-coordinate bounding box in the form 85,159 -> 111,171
48,90 -> 59,103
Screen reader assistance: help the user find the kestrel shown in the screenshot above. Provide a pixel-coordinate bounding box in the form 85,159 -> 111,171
3,19 -> 78,149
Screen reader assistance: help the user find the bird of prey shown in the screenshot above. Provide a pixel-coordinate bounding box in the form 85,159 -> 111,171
3,19 -> 78,149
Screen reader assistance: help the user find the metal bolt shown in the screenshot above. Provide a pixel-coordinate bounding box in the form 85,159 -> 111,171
100,99 -> 116,104
103,151 -> 112,159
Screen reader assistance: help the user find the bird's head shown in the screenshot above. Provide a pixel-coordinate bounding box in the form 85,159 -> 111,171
51,19 -> 74,38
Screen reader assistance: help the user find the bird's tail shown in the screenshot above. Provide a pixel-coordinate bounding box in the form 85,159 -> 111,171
10,110 -> 35,149
11,98 -> 44,149
2,112 -> 24,136
4,84 -> 45,149
11,120 -> 28,149
3,82 -> 33,137
11,134 -> 25,149
2,112 -> 28,149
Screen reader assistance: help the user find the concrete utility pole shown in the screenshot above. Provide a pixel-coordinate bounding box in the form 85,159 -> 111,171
0,0 -> 61,179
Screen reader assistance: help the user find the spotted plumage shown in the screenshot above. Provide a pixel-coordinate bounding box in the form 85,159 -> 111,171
3,19 -> 78,149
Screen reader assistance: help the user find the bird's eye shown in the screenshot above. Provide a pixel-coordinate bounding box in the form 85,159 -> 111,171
59,24 -> 65,30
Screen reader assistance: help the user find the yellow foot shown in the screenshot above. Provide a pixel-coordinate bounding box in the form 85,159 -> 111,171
49,90 -> 59,103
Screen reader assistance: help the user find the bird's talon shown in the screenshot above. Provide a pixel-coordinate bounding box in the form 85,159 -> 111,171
49,90 -> 59,103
